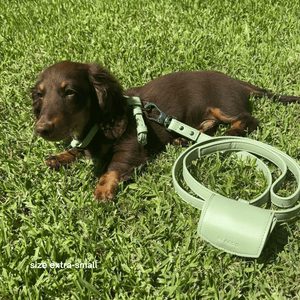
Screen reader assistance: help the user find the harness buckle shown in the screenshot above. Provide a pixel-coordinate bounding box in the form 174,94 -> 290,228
144,102 -> 177,132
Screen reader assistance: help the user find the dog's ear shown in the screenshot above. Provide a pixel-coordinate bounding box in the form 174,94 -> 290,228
87,63 -> 128,140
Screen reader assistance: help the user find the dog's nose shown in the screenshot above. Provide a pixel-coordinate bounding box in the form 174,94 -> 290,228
35,121 -> 53,136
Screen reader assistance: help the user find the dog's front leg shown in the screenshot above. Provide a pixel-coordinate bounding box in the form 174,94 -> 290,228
45,149 -> 82,170
94,147 -> 148,201
94,170 -> 120,201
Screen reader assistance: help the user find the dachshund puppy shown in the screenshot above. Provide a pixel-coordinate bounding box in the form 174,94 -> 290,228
32,61 -> 300,201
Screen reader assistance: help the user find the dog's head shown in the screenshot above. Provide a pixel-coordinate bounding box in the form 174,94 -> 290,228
32,61 -> 127,142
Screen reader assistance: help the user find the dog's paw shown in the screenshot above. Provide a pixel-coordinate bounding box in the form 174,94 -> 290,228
45,150 -> 79,170
94,186 -> 115,202
172,137 -> 189,147
45,156 -> 61,170
94,171 -> 119,202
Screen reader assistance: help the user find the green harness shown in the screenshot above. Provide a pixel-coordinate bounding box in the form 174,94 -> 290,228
71,96 -> 300,257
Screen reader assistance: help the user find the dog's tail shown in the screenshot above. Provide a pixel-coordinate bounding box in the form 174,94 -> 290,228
237,79 -> 300,104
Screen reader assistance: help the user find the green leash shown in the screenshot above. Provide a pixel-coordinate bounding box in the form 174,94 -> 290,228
169,119 -> 300,257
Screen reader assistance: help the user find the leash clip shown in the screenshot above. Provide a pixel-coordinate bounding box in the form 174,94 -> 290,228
144,102 -> 176,131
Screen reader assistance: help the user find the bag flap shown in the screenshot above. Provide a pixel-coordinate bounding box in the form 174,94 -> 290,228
197,195 -> 277,258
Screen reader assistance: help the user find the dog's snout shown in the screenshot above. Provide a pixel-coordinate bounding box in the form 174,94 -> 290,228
35,121 -> 53,136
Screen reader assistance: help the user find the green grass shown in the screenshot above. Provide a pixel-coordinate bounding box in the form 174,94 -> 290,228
1,0 -> 300,298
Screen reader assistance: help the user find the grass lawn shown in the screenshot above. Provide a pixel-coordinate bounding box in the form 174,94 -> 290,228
1,0 -> 300,298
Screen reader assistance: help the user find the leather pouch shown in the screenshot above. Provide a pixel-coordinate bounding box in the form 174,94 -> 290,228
197,195 -> 277,257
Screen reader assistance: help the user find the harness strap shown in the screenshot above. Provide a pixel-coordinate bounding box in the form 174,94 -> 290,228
68,96 -> 148,150
69,124 -> 99,149
125,96 -> 148,145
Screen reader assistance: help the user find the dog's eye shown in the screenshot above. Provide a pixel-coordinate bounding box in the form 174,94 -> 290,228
65,90 -> 76,98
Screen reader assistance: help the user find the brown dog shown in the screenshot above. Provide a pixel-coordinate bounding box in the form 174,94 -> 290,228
32,61 -> 300,200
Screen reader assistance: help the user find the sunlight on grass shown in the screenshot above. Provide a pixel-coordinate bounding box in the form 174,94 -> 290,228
1,0 -> 300,298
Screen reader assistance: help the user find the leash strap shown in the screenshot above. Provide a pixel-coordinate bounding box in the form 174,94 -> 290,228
170,118 -> 300,257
